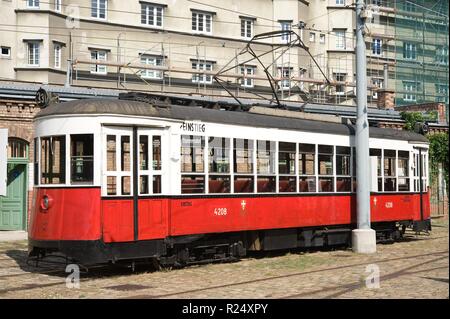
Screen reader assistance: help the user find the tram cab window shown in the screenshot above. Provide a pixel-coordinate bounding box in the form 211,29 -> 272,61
398,151 -> 409,191
384,149 -> 396,191
298,143 -> 316,192
336,146 -> 351,192
70,134 -> 94,184
318,145 -> 333,192
370,148 -> 382,191
234,139 -> 254,193
208,137 -> 230,194
279,142 -> 296,193
40,136 -> 66,184
181,135 -> 205,194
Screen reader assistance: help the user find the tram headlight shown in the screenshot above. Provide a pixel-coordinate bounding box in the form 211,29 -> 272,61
40,195 -> 52,210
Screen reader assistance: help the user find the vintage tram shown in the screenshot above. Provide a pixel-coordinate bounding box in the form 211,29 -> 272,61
28,93 -> 431,266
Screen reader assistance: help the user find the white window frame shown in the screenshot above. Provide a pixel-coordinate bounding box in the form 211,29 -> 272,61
54,44 -> 61,69
141,3 -> 164,28
0,46 -> 11,58
336,0 -> 345,5
280,22 -> 291,42
241,18 -> 253,39
54,0 -> 61,12
403,81 -> 418,102
334,73 -> 347,95
309,32 -> 316,43
436,46 -> 448,65
192,61 -> 213,84
192,11 -> 212,35
319,34 -> 325,44
372,78 -> 384,99
372,38 -> 382,56
91,0 -> 107,20
335,30 -> 346,49
27,0 -> 40,8
140,55 -> 163,79
27,42 -> 40,66
240,66 -> 255,88
90,50 -> 107,74
403,42 -> 417,60
278,67 -> 292,90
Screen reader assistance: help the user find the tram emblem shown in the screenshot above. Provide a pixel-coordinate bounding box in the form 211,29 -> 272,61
241,200 -> 247,211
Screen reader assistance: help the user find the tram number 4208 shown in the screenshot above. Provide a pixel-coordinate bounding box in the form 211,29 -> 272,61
214,208 -> 228,216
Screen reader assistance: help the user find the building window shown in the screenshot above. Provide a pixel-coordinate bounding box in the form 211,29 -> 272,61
27,0 -> 39,8
403,42 -> 417,60
90,50 -> 107,74
192,60 -> 213,84
241,18 -> 253,39
91,0 -> 107,19
54,44 -> 61,69
192,11 -> 212,34
335,30 -> 346,49
55,0 -> 61,12
334,73 -> 346,95
319,34 -> 325,44
372,78 -> 383,99
403,81 -> 417,102
336,0 -> 345,5
280,22 -> 291,42
436,46 -> 448,65
371,0 -> 383,5
278,67 -> 291,90
1,46 -> 11,58
372,38 -> 382,55
140,55 -> 163,79
27,42 -> 40,66
436,84 -> 448,104
141,3 -> 163,27
309,32 -> 316,43
240,66 -> 255,88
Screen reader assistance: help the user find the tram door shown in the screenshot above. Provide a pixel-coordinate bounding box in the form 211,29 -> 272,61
101,126 -> 167,242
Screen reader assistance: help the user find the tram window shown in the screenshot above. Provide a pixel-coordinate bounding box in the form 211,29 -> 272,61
318,145 -> 333,175
107,135 -> 116,171
153,175 -> 161,194
257,176 -> 276,193
208,176 -> 230,194
140,136 -> 148,170
398,151 -> 409,191
40,136 -> 66,184
352,147 -> 356,192
319,177 -> 333,192
181,135 -> 205,173
299,176 -> 316,192
208,137 -> 230,173
70,134 -> 94,184
279,176 -> 296,192
153,136 -> 161,170
299,143 -> 315,175
107,176 -> 116,195
257,140 -> 276,175
34,138 -> 38,185
336,146 -> 351,192
121,136 -> 131,171
181,176 -> 205,194
278,142 -> 296,175
234,138 -> 254,174
122,176 -> 131,195
140,175 -> 149,194
370,148 -> 382,191
384,149 -> 396,191
234,176 -> 254,193
336,177 -> 351,192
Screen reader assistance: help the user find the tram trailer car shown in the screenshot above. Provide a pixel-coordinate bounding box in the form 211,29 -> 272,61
28,96 -> 431,266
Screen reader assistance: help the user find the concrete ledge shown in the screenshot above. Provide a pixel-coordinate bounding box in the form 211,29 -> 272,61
0,231 -> 28,242
352,229 -> 376,254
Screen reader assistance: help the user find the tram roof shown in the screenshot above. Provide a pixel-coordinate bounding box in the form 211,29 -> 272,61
35,98 -> 428,143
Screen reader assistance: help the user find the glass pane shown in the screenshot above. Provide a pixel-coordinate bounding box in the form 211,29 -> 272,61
319,177 -> 334,192
336,177 -> 351,192
140,175 -> 149,194
398,178 -> 409,191
40,136 -> 66,184
153,136 -> 161,170
70,134 -> 94,183
107,135 -> 116,171
181,175 -> 205,194
121,136 -> 131,171
208,137 -> 230,173
107,176 -> 116,195
299,176 -> 316,192
279,176 -> 296,193
384,178 -> 396,191
208,176 -> 230,194
299,143 -> 315,175
122,176 -> 131,195
140,136 -> 148,170
257,176 -> 276,193
234,176 -> 254,193
153,175 -> 161,194
234,139 -> 254,174
181,135 -> 204,173
257,140 -> 276,175
278,142 -> 296,175
318,154 -> 333,175
384,149 -> 396,177
336,154 -> 350,175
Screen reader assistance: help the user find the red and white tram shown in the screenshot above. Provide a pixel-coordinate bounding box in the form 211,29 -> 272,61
28,94 -> 431,266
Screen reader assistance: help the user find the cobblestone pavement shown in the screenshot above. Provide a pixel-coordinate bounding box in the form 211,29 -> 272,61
0,220 -> 448,299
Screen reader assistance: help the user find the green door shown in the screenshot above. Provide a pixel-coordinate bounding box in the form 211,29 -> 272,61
0,163 -> 27,230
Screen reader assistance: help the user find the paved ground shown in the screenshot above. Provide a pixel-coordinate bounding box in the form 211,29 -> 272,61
0,219 -> 448,299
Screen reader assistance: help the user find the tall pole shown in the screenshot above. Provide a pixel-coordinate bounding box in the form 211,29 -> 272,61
352,0 -> 376,253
